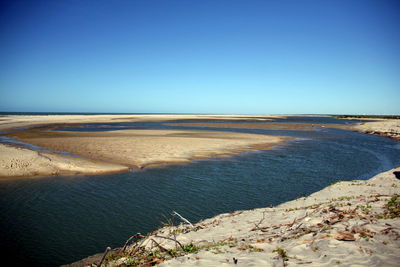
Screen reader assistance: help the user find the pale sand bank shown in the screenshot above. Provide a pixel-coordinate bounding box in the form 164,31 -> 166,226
15,129 -> 287,170
0,115 -> 287,178
0,144 -> 128,178
0,114 -> 283,131
353,119 -> 400,140
71,167 -> 400,267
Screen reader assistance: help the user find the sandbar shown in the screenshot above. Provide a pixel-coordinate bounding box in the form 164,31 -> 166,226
12,129 -> 287,170
0,115 -> 289,178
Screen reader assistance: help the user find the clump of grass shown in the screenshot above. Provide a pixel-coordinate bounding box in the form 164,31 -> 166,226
273,247 -> 288,261
183,243 -> 198,253
383,195 -> 400,218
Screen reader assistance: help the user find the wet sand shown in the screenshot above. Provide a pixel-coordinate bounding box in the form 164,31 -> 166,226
168,122 -> 351,131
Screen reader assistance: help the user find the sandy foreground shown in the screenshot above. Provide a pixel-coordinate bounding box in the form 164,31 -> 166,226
65,167 -> 400,267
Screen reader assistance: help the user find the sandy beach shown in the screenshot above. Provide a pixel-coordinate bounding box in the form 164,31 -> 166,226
353,119 -> 400,140
65,167 -> 400,267
0,115 -> 287,178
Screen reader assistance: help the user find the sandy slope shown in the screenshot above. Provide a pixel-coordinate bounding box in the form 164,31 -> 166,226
78,167 -> 400,267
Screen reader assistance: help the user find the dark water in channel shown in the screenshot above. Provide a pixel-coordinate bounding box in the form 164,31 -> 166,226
0,117 -> 399,267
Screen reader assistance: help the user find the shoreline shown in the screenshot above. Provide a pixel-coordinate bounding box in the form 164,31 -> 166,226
64,167 -> 400,267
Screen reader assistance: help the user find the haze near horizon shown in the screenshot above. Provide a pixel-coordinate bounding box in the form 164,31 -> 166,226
0,0 -> 399,115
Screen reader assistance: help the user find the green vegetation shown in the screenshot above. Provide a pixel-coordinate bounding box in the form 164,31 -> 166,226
273,247 -> 289,261
383,195 -> 400,219
334,115 -> 400,119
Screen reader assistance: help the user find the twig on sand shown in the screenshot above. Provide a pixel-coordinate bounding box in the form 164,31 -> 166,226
150,238 -> 168,252
172,211 -> 194,228
154,234 -> 185,250
252,211 -> 268,232
121,233 -> 144,253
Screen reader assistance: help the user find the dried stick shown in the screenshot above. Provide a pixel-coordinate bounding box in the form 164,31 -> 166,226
150,238 -> 168,252
172,211 -> 194,228
121,233 -> 144,253
154,235 -> 184,250
97,247 -> 111,267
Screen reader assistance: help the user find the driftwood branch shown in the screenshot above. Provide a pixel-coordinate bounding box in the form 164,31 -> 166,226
154,234 -> 184,250
97,247 -> 111,267
150,238 -> 168,252
172,211 -> 194,227
121,233 -> 144,253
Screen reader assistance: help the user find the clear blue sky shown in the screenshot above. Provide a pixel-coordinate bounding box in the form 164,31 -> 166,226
0,0 -> 399,114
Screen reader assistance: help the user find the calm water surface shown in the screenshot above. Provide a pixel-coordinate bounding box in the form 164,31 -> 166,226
0,117 -> 399,267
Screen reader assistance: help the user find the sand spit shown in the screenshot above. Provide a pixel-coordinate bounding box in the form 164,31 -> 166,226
0,144 -> 128,178
0,114 -> 287,178
168,122 -> 350,131
353,119 -> 400,140
0,114 -> 283,132
66,167 -> 400,267
14,129 -> 287,170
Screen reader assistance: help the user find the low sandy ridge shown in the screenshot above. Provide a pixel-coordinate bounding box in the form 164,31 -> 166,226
0,114 -> 287,178
65,167 -> 400,267
15,129 -> 287,170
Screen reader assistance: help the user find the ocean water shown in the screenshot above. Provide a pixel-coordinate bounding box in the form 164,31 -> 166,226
0,117 -> 399,267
